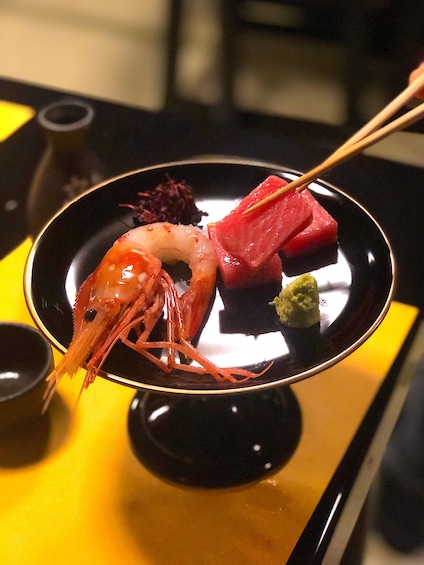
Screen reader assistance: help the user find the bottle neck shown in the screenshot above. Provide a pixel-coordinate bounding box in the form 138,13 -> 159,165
47,127 -> 89,155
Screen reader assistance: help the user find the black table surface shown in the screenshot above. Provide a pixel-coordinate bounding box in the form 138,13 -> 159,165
0,77 -> 422,563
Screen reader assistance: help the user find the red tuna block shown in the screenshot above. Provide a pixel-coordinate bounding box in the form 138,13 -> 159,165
214,175 -> 312,268
281,189 -> 338,257
208,224 -> 282,289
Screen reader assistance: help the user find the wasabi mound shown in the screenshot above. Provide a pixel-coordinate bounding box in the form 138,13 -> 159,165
273,274 -> 320,328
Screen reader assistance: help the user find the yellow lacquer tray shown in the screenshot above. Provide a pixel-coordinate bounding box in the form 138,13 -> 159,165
0,240 -> 419,564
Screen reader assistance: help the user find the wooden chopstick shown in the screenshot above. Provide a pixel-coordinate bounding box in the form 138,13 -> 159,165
244,72 -> 424,214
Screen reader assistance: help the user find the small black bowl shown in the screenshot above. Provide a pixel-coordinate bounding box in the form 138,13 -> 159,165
0,323 -> 54,430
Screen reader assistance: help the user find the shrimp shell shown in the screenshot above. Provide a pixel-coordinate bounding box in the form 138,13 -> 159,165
43,222 -> 268,410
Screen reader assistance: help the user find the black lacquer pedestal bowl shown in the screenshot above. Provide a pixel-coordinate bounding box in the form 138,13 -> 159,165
24,159 -> 394,488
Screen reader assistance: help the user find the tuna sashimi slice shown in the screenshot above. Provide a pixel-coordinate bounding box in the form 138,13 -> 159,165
208,224 -> 282,289
214,175 -> 313,268
281,189 -> 338,257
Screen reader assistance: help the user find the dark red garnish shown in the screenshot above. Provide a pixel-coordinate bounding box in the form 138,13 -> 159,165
120,176 -> 207,226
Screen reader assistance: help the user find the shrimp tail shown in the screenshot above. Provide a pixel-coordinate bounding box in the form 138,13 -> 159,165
180,276 -> 216,340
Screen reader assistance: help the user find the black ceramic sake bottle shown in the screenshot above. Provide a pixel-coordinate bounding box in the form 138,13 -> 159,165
26,98 -> 107,238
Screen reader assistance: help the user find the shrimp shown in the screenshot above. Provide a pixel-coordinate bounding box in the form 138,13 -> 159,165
43,222 -> 267,410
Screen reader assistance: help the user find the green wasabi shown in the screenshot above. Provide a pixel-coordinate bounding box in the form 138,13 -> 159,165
273,274 -> 320,328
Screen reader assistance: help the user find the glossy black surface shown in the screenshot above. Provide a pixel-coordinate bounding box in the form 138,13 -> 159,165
25,159 -> 394,394
128,385 -> 302,488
